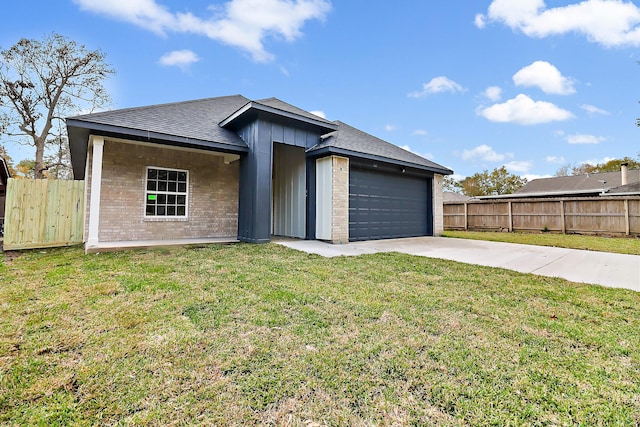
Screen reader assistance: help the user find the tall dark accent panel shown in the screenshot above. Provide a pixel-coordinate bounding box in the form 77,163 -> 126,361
305,157 -> 316,240
236,115 -> 327,243
237,120 -> 273,243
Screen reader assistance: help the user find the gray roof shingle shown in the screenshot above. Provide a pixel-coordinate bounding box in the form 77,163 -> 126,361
68,95 -> 250,149
515,169 -> 640,195
255,97 -> 335,125
67,95 -> 452,175
310,121 -> 453,174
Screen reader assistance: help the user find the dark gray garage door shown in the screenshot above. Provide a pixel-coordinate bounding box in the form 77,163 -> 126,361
349,165 -> 432,242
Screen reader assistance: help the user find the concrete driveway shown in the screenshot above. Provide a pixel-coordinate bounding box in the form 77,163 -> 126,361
275,237 -> 640,292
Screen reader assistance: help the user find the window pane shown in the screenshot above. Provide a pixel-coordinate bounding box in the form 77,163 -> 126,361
145,167 -> 188,217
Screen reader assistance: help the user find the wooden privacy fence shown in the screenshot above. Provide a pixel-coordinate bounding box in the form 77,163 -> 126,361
444,196 -> 640,236
3,179 -> 85,250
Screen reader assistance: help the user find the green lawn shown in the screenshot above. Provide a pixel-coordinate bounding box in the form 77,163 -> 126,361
443,230 -> 640,255
1,244 -> 639,426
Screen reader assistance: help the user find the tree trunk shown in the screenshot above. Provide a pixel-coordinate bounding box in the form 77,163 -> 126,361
34,137 -> 46,179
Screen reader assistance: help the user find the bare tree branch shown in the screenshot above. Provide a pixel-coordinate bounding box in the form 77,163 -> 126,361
0,33 -> 115,178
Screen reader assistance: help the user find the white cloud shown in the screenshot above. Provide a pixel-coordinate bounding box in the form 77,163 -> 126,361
408,76 -> 466,98
399,145 -> 434,160
385,124 -> 397,132
461,144 -> 510,162
513,61 -> 575,95
73,0 -> 332,62
546,155 -> 566,164
474,13 -> 487,29
566,133 -> 606,144
504,160 -> 533,173
483,86 -> 502,102
159,49 -> 200,69
310,110 -> 326,119
412,129 -> 428,136
580,104 -> 611,115
477,0 -> 640,47
580,156 -> 615,165
477,94 -> 574,125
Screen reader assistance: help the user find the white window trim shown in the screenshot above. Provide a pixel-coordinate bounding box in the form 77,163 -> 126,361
143,166 -> 189,220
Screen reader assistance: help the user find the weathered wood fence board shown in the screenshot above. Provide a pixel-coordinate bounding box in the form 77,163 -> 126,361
444,196 -> 640,236
3,179 -> 85,250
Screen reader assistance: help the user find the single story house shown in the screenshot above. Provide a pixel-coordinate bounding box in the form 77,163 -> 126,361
443,191 -> 472,203
0,156 -> 9,234
67,95 -> 453,252
476,165 -> 639,200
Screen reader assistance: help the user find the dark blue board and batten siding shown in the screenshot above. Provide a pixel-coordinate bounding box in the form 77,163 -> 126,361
236,118 -> 323,243
349,162 -> 433,242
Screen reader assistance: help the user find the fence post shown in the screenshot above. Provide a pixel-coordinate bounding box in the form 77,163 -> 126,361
560,200 -> 566,234
508,201 -> 513,232
624,199 -> 630,236
464,203 -> 468,231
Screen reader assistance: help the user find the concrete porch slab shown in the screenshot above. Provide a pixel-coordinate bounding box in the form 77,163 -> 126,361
86,237 -> 239,253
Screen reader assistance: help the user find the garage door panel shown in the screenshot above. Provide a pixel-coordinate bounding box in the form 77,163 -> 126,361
349,166 -> 432,242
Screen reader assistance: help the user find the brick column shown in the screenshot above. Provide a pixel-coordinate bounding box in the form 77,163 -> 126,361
331,156 -> 349,244
433,174 -> 444,236
87,136 -> 104,248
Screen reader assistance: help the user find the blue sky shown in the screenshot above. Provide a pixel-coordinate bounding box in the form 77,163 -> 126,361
2,0 -> 640,180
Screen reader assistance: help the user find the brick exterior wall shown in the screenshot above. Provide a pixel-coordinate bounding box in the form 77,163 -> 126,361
331,156 -> 349,244
433,174 -> 444,236
86,139 -> 239,242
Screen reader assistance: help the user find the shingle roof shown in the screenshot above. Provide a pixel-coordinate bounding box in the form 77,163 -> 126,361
310,121 -> 453,174
255,97 -> 335,125
443,191 -> 472,203
515,169 -> 640,195
67,95 -> 453,176
68,95 -> 250,149
606,181 -> 640,195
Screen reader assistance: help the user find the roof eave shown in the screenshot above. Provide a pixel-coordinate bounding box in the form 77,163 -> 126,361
219,101 -> 338,133
479,188 -> 604,199
307,146 -> 454,175
66,119 -> 249,153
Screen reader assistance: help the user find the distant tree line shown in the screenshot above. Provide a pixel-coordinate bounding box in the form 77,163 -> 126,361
554,156 -> 640,177
444,166 -> 527,197
446,156 -> 639,197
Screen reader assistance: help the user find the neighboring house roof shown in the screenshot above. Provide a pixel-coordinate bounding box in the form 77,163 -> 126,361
605,181 -> 640,196
443,191 -> 472,202
67,95 -> 453,178
309,121 -> 453,175
513,169 -> 640,197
